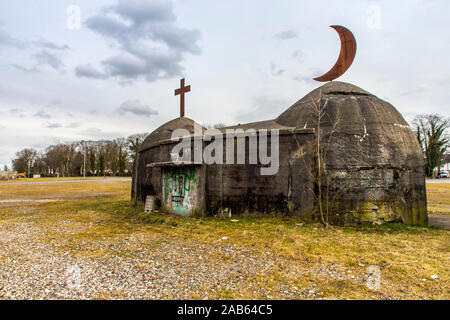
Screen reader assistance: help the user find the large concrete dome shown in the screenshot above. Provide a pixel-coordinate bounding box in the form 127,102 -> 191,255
277,81 -> 424,168
276,81 -> 427,225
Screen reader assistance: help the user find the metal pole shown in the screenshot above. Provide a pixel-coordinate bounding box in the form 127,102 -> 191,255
83,141 -> 86,180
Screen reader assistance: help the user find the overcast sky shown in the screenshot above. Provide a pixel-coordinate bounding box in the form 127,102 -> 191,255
0,0 -> 449,168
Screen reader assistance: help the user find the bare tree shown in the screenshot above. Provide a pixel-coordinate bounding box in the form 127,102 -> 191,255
127,133 -> 148,162
116,138 -> 129,176
294,94 -> 342,228
206,123 -> 227,129
12,148 -> 38,177
11,133 -> 148,177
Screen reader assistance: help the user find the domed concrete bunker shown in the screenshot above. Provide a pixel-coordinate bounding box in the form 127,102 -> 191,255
132,82 -> 427,225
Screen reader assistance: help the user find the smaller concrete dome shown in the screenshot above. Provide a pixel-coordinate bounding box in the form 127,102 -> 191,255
140,117 -> 204,151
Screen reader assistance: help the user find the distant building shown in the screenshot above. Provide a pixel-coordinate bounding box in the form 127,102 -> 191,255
439,154 -> 450,172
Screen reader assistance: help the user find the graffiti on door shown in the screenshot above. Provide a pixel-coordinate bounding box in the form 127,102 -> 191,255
163,167 -> 198,216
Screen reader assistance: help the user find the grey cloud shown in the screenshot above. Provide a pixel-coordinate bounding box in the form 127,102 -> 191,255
0,22 -> 24,48
75,64 -> 108,79
0,20 -> 68,56
78,0 -> 201,82
66,123 -> 80,128
293,75 -> 315,83
400,85 -> 429,96
102,51 -> 182,81
8,108 -> 24,116
45,122 -> 63,129
12,63 -> 40,73
103,53 -> 147,78
0,22 -> 69,73
293,68 -> 325,83
12,44 -> 68,73
270,62 -> 285,76
79,127 -> 103,137
49,100 -> 62,106
274,30 -> 298,40
0,22 -> 67,51
118,99 -> 158,117
34,110 -> 51,119
291,50 -> 304,64
116,0 -> 176,24
0,31 -> 24,48
33,40 -> 70,51
34,50 -> 64,70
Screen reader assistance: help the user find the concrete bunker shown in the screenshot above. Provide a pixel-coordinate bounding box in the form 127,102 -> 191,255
132,82 -> 428,225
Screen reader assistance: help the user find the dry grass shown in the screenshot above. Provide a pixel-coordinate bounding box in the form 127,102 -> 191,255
0,177 -> 104,183
0,180 -> 126,198
0,179 -> 448,300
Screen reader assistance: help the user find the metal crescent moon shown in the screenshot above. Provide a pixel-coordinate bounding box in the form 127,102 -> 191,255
313,25 -> 357,82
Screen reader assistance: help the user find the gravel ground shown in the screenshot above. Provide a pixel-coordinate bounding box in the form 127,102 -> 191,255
0,217 -> 364,300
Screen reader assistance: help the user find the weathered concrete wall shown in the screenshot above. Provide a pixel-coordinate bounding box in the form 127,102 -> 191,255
134,143 -> 173,207
204,133 -> 316,218
323,167 -> 426,225
134,131 -> 317,219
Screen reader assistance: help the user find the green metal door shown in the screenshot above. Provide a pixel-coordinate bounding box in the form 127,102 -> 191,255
163,167 -> 198,216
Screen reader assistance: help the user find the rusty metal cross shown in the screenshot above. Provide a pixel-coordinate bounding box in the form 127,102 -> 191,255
174,78 -> 191,117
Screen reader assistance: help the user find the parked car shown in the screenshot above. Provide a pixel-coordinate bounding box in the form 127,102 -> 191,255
437,171 -> 449,179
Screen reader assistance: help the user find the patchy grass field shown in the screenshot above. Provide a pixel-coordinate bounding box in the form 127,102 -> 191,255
0,177 -> 105,183
0,179 -> 448,300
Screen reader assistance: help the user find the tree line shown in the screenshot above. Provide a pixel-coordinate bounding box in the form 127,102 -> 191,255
8,114 -> 449,178
11,133 -> 148,177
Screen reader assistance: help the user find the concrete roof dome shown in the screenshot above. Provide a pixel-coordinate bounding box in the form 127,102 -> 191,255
276,81 -> 423,169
